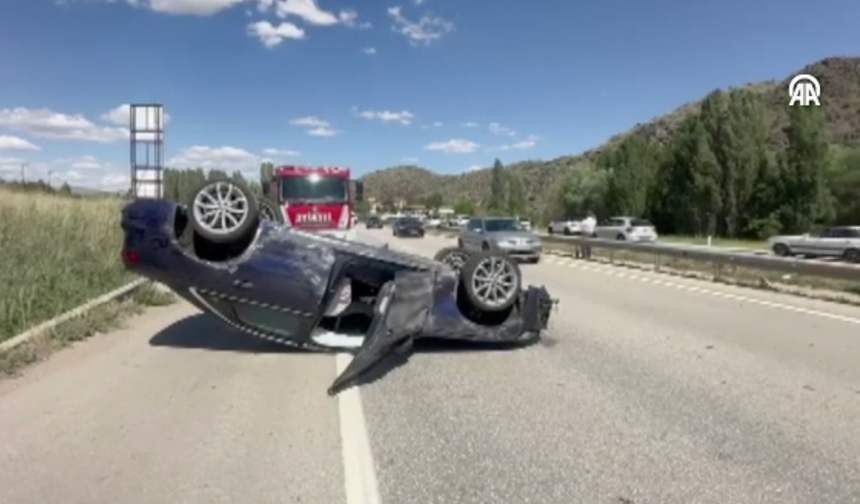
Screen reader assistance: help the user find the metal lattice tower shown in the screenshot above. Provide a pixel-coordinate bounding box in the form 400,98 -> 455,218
129,104 -> 165,199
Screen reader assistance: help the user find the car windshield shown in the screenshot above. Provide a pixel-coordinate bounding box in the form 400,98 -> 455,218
484,218 -> 520,232
632,219 -> 653,227
280,175 -> 348,203
399,218 -> 420,225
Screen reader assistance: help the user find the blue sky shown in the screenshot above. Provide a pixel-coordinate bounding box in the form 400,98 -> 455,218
0,0 -> 857,190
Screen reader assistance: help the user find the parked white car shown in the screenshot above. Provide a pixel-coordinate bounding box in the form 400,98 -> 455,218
547,218 -> 582,235
518,218 -> 532,231
425,218 -> 443,228
768,226 -> 860,262
593,216 -> 658,242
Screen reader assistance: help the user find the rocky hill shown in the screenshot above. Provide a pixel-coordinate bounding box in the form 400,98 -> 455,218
361,56 -> 860,212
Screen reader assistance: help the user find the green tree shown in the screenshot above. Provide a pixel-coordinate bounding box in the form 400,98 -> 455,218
780,104 -> 831,232
601,135 -> 658,217
506,170 -> 527,216
423,192 -> 444,213
487,158 -> 507,214
454,200 -> 476,215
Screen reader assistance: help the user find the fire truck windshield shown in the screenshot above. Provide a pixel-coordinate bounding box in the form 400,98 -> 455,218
279,175 -> 348,203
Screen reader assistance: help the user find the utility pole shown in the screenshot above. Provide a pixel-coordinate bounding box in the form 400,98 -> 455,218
20,163 -> 28,183
47,169 -> 54,187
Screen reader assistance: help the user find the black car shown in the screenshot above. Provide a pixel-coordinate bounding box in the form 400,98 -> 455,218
365,215 -> 383,229
120,178 -> 554,395
393,217 -> 425,238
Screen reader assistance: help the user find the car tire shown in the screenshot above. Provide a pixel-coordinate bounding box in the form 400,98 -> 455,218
187,177 -> 259,244
258,198 -> 284,223
616,233 -> 626,241
548,227 -> 554,235
481,241 -> 490,251
772,243 -> 791,257
457,238 -> 464,248
843,248 -> 860,263
460,251 -> 521,312
563,227 -> 571,236
434,246 -> 470,271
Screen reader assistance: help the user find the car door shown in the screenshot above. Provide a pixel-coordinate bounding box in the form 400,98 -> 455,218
804,227 -> 839,256
463,218 -> 484,250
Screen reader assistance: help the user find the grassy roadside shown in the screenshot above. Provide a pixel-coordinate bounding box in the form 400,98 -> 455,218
0,187 -> 137,340
0,283 -> 175,377
0,186 -> 177,375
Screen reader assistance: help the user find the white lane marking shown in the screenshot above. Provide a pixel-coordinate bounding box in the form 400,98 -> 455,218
376,231 -> 860,327
540,256 -> 860,325
336,353 -> 382,504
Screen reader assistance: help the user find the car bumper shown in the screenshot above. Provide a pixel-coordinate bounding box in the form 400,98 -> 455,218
397,229 -> 425,237
498,246 -> 542,261
630,235 -> 657,242
316,229 -> 357,241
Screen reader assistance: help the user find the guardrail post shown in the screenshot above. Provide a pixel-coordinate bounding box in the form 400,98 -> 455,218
713,261 -> 723,280
654,253 -> 661,272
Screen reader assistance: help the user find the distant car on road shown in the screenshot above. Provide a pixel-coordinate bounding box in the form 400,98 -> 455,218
593,216 -> 658,242
426,217 -> 443,228
768,226 -> 860,262
365,215 -> 384,229
392,217 -> 425,238
518,218 -> 533,231
547,218 -> 582,236
458,216 -> 542,263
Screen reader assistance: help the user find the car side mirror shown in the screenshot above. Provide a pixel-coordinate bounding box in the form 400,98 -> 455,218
352,180 -> 364,202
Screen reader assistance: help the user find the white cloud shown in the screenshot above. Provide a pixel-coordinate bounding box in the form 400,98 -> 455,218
290,116 -> 340,136
421,121 -> 442,129
361,47 -> 376,55
353,108 -> 414,125
307,126 -> 340,136
466,164 -> 484,172
167,145 -> 261,178
401,157 -> 419,163
263,147 -> 300,156
487,134 -> 539,151
272,0 -> 369,28
71,0 -> 249,16
338,9 -> 371,29
488,122 -> 516,136
99,103 -> 172,126
0,135 -> 40,151
461,121 -> 479,128
0,154 -> 131,191
387,6 -> 453,45
424,139 -> 479,153
0,107 -> 127,143
248,20 -> 305,47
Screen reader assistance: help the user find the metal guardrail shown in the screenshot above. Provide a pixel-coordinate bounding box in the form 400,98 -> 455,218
429,226 -> 860,283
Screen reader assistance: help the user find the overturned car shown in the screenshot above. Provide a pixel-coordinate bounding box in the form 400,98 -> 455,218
120,178 -> 554,394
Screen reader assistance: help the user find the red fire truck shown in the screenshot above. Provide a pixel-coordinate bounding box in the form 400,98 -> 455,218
262,165 -> 363,241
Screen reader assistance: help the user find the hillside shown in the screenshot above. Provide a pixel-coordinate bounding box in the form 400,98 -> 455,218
361,56 -> 860,215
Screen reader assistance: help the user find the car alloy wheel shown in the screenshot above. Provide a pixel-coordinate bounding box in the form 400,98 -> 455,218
469,255 -> 518,310
192,181 -> 251,237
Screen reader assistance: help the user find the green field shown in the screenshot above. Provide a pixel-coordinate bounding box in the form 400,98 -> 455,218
0,187 -> 137,341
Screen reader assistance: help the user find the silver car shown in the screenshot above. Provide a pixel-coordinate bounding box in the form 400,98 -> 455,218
593,216 -> 658,242
768,226 -> 860,262
457,217 -> 542,263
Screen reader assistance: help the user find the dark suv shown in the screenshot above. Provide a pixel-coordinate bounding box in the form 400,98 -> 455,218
365,215 -> 383,229
392,217 -> 425,238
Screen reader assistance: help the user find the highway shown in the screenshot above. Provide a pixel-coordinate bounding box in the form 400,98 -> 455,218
3,229 -> 860,504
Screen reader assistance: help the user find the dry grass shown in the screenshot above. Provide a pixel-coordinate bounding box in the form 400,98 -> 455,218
0,283 -> 176,377
0,188 -> 135,340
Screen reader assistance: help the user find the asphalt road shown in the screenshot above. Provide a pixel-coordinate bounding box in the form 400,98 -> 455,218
3,228 -> 860,504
